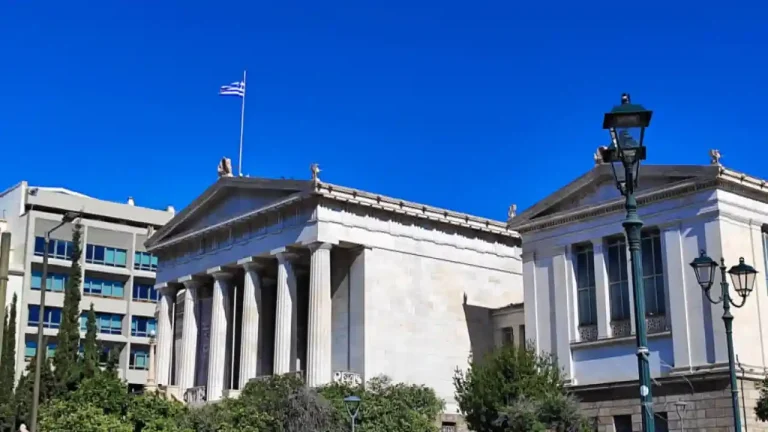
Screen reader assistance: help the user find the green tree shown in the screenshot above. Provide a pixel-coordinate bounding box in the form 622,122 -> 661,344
81,304 -> 99,379
14,353 -> 56,427
127,392 -> 190,432
53,222 -> 84,394
0,294 -> 18,430
39,399 -> 132,432
755,377 -> 768,421
453,344 -> 591,432
320,375 -> 444,432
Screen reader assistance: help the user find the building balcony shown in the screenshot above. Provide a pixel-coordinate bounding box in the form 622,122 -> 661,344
183,386 -> 207,406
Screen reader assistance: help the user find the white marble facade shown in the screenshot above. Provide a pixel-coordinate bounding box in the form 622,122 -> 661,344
146,176 -> 522,409
509,161 -> 768,387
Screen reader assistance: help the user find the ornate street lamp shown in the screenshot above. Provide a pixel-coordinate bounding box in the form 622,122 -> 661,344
690,250 -> 758,431
600,93 -> 655,432
344,395 -> 361,432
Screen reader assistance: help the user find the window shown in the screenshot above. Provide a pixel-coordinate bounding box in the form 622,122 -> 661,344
85,244 -> 127,267
642,230 -> 666,316
607,237 -> 631,321
27,305 -> 62,329
613,415 -> 632,432
131,316 -> 157,337
134,251 -> 159,271
34,236 -> 74,260
519,325 -> 526,347
763,232 -> 768,295
30,271 -> 68,292
24,340 -> 57,359
80,312 -> 123,335
133,283 -> 159,302
501,327 -> 514,346
130,347 -> 149,370
83,277 -> 125,298
575,244 -> 598,325
655,412 -> 668,432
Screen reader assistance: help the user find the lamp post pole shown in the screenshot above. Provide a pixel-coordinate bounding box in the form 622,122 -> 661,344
689,252 -> 758,432
30,212 -> 80,432
622,168 -> 656,431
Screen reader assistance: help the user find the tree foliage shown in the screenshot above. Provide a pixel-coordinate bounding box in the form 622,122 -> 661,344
0,294 -> 18,430
755,377 -> 768,422
14,353 -> 56,427
53,222 -> 84,395
81,304 -> 99,379
39,399 -> 133,432
320,375 -> 444,432
453,344 -> 591,432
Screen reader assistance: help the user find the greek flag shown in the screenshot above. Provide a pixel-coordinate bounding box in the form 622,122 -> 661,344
219,81 -> 245,97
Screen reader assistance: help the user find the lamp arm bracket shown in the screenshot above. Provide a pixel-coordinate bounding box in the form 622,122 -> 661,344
730,294 -> 748,309
703,289 -> 724,305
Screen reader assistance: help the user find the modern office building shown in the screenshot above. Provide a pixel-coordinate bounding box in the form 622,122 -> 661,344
509,151 -> 768,431
145,166 -> 523,419
0,181 -> 174,388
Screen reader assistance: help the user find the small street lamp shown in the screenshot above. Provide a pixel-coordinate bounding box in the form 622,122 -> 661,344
343,395 -> 361,432
30,211 -> 81,432
674,401 -> 688,432
690,250 -> 758,431
600,93 -> 655,432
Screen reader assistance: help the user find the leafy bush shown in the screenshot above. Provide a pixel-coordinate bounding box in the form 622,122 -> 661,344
453,344 -> 590,432
320,375 -> 444,432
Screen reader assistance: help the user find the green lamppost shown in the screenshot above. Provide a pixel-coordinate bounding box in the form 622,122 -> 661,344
690,251 -> 758,431
599,93 -> 655,432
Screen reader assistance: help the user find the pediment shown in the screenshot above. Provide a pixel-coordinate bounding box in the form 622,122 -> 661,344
147,177 -> 313,248
511,164 -> 719,227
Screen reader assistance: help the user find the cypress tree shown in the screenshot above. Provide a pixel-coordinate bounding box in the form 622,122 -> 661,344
0,294 -> 17,430
81,304 -> 98,379
15,344 -> 56,427
53,223 -> 84,394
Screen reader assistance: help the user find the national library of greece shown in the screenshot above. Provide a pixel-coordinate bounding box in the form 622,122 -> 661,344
145,164 -> 523,410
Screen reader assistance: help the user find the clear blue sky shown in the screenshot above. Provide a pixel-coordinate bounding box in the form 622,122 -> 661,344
2,2 -> 766,220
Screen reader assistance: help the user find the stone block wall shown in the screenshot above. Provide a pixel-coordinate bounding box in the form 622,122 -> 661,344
579,378 -> 768,432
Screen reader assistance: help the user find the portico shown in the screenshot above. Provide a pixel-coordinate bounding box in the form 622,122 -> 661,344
146,170 -> 523,408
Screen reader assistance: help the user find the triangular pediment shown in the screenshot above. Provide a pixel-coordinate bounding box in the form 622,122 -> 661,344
146,177 -> 313,248
510,164 -> 720,228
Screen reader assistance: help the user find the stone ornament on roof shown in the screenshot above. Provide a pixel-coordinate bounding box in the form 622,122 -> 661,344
710,149 -> 722,166
217,157 -> 233,178
310,163 -> 321,182
594,145 -> 608,165
507,204 -> 517,223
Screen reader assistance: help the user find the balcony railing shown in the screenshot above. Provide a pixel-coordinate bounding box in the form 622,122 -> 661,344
577,325 -> 598,342
646,314 -> 670,334
610,319 -> 632,338
183,386 -> 206,405
249,370 -> 305,384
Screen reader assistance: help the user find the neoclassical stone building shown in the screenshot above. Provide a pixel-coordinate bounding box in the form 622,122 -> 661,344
145,171 -> 522,413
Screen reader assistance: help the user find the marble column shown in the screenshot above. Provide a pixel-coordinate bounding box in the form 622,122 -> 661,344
178,278 -> 201,393
592,239 -> 612,339
307,243 -> 333,387
273,250 -> 298,375
155,284 -> 175,386
237,258 -> 265,387
207,268 -> 233,401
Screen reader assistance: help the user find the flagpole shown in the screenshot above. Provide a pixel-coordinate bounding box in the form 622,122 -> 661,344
238,70 -> 246,176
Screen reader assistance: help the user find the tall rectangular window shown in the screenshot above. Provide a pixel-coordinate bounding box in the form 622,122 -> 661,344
500,327 -> 514,346
132,283 -> 159,302
134,252 -> 159,271
27,305 -> 62,329
24,340 -> 57,359
85,244 -> 127,267
34,237 -> 74,260
763,231 -> 768,294
642,230 -> 666,316
131,316 -> 157,337
83,277 -> 125,299
575,244 -> 598,326
613,415 -> 632,432
519,325 -> 526,347
607,237 -> 631,321
30,271 -> 68,292
655,412 -> 669,432
80,312 -> 123,335
130,346 -> 150,370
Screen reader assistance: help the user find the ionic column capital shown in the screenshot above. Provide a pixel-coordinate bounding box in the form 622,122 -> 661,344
178,275 -> 205,290
270,247 -> 300,263
307,242 -> 333,253
154,282 -> 178,296
207,266 -> 235,281
237,257 -> 270,273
